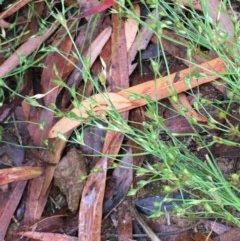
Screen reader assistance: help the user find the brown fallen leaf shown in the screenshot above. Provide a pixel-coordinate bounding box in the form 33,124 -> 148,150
62,24 -> 112,106
170,92 -> 208,122
0,0 -> 32,19
0,20 -> 59,78
80,125 -> 105,162
117,201 -> 133,241
18,1 -> 45,43
217,227 -> 240,241
203,220 -> 231,235
76,0 -> 114,19
78,124 -> 127,241
125,3 -> 140,51
0,19 -> 10,28
147,220 -> 195,241
78,156 -> 108,241
103,148 -> 133,219
128,9 -> 156,75
27,215 -> 66,233
0,166 -> 42,185
17,231 -> 77,241
50,92 -> 132,136
164,117 -> 195,134
0,181 -> 27,240
23,175 -> 50,226
169,0 -> 201,10
27,19 -> 77,145
49,57 -> 226,138
208,0 -> 234,37
108,4 -> 129,91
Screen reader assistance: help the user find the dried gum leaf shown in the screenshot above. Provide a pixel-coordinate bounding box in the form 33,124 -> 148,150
49,57 -> 226,138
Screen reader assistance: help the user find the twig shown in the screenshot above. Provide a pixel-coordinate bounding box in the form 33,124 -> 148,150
128,203 -> 162,241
